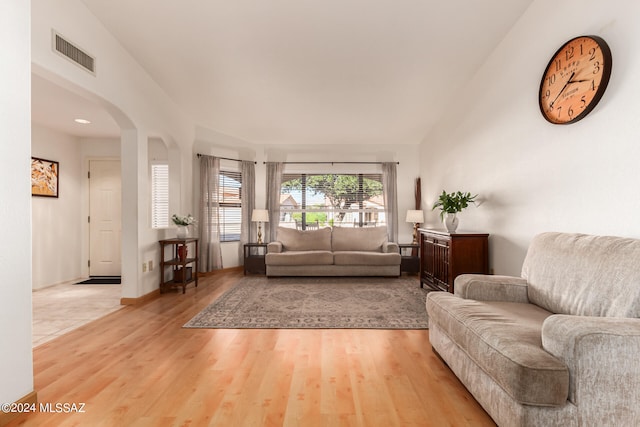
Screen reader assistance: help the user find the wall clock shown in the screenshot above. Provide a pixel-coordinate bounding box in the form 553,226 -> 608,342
539,35 -> 612,124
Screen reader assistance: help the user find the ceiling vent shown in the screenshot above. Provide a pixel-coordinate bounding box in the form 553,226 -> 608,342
52,31 -> 96,75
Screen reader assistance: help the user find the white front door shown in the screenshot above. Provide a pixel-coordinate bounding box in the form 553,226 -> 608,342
89,160 -> 122,276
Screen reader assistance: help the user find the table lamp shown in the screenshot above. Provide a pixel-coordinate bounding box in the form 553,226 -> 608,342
251,209 -> 269,244
406,209 -> 424,244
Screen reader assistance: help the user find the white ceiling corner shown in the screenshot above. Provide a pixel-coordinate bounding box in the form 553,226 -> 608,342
33,1 -> 534,144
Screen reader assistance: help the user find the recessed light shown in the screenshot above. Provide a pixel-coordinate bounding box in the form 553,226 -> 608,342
74,118 -> 91,124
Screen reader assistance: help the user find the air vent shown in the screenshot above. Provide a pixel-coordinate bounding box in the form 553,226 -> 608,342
52,31 -> 96,75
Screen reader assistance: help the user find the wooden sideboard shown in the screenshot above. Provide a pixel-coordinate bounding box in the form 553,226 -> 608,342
419,228 -> 489,293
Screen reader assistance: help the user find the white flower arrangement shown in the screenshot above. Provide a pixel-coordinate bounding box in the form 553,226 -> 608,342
172,214 -> 196,226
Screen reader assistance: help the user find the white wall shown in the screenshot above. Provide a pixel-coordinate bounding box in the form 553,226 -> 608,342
0,0 -> 33,406
195,135 -> 421,267
31,0 -> 196,298
78,136 -> 172,296
419,0 -> 640,275
31,125 -> 83,289
32,131 -> 175,296
264,143 -> 421,245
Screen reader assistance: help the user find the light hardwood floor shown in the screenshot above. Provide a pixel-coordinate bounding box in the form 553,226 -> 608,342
8,270 -> 495,427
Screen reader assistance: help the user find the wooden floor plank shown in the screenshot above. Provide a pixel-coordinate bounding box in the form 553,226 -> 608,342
6,270 -> 495,427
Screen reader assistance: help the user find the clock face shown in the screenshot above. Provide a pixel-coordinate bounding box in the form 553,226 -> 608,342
539,35 -> 612,124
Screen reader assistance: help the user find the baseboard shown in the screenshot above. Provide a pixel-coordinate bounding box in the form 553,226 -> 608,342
120,289 -> 160,306
0,390 -> 37,426
199,266 -> 243,276
120,267 -> 242,305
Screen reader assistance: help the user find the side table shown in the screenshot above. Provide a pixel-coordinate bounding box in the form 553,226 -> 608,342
398,243 -> 420,275
244,243 -> 267,275
159,237 -> 199,294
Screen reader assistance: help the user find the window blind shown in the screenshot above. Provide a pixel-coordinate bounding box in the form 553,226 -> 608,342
151,163 -> 169,228
218,170 -> 242,241
279,173 -> 385,230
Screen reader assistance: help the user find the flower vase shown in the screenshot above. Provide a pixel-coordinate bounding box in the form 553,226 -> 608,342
176,225 -> 189,239
444,212 -> 459,233
178,245 -> 188,261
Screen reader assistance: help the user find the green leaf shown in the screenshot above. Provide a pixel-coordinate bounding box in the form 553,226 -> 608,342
432,190 -> 477,219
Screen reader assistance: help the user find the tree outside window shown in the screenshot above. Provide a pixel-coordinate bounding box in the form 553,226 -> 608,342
280,173 -> 384,229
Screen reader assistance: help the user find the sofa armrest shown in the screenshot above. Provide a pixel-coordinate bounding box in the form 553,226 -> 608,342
383,242 -> 399,253
454,274 -> 529,302
542,315 -> 640,423
267,241 -> 283,253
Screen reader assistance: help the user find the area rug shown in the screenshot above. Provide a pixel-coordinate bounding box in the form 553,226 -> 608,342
75,276 -> 121,285
184,276 -> 430,329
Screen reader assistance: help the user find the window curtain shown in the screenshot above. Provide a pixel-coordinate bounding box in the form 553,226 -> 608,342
199,155 -> 223,272
265,162 -> 283,242
382,162 -> 398,242
238,161 -> 255,262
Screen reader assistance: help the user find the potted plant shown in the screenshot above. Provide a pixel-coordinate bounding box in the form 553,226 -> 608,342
432,190 -> 477,233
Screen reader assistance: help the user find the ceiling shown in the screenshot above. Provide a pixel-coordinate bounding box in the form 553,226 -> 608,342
32,0 -> 533,144
31,74 -> 120,139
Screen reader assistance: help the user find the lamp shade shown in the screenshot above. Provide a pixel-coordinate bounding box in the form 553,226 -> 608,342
405,209 -> 424,223
251,209 -> 269,222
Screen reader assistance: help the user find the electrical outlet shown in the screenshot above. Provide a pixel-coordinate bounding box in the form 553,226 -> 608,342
142,262 -> 147,273
148,260 -> 153,271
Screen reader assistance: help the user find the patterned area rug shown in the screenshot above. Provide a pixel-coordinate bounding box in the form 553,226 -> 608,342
184,276 -> 431,329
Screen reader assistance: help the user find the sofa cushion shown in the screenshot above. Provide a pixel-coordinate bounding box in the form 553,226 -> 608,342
265,250 -> 334,266
427,292 -> 569,406
522,232 -> 640,317
276,226 -> 332,252
331,226 -> 388,252
333,251 -> 401,266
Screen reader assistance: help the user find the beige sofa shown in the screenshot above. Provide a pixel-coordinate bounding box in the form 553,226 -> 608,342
265,226 -> 401,277
426,232 -> 640,427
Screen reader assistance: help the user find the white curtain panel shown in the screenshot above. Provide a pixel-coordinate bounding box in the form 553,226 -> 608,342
265,162 -> 283,243
238,161 -> 255,261
198,155 -> 223,271
382,162 -> 398,242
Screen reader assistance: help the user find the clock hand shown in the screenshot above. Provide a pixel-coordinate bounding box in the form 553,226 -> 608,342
549,71 -> 575,109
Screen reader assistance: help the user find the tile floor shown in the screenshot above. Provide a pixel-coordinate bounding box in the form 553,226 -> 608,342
32,280 -> 123,347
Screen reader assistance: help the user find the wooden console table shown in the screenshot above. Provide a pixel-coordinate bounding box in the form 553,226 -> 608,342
159,237 -> 199,294
419,229 -> 489,293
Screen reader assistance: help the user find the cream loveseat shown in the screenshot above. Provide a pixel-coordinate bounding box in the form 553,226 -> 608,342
265,226 -> 401,277
426,232 -> 640,427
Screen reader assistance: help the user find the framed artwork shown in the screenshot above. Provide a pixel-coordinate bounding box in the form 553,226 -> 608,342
31,157 -> 59,198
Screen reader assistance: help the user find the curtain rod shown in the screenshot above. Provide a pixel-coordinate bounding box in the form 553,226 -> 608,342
196,153 -> 256,164
262,161 -> 399,165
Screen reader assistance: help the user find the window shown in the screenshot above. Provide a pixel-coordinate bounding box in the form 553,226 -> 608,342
151,163 -> 169,228
218,170 -> 242,242
279,173 -> 384,230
